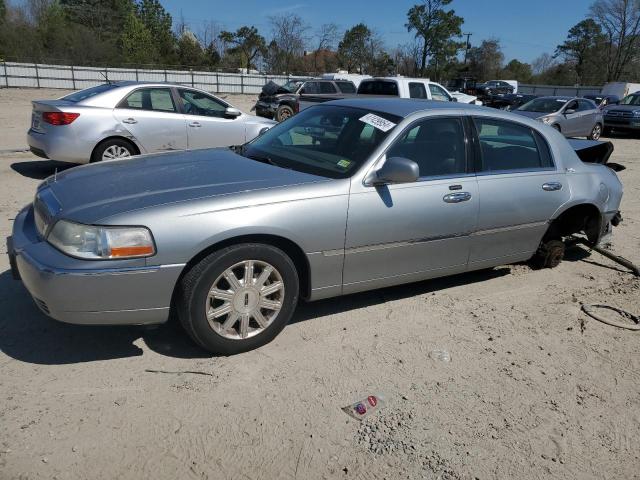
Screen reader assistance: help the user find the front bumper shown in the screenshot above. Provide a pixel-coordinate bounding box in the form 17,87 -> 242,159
604,117 -> 640,131
254,101 -> 277,119
8,206 -> 184,325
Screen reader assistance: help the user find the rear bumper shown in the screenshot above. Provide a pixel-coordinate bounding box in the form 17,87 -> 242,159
27,128 -> 92,164
9,206 -> 184,325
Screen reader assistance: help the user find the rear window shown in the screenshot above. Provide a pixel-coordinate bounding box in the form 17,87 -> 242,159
357,80 -> 399,96
62,83 -> 119,103
335,81 -> 356,93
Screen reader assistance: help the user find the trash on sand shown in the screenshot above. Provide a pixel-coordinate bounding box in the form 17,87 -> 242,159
581,304 -> 640,331
342,394 -> 385,420
430,350 -> 451,362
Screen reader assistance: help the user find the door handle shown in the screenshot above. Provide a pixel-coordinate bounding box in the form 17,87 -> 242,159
542,182 -> 562,191
122,117 -> 137,124
443,192 -> 471,203
189,121 -> 201,128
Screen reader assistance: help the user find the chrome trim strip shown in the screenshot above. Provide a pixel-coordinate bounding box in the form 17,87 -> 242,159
470,221 -> 548,237
322,221 -> 548,256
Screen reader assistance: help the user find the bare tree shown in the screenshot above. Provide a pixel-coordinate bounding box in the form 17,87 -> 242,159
313,23 -> 339,73
531,53 -> 558,75
268,14 -> 308,74
590,0 -> 640,81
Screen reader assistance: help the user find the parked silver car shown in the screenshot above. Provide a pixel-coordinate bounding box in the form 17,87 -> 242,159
513,96 -> 603,140
27,82 -> 275,163
9,99 -> 623,354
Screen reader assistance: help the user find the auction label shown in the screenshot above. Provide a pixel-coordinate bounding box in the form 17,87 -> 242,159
359,113 -> 396,132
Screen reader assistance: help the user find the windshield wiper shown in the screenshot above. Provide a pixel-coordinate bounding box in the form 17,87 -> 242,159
246,154 -> 290,170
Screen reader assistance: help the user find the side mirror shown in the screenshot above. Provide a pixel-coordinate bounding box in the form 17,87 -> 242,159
225,107 -> 242,119
564,108 -> 576,115
450,96 -> 458,102
366,157 -> 419,186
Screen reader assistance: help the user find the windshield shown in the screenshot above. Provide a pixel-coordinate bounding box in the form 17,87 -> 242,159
241,105 -> 401,179
62,83 -> 119,102
517,98 -> 567,113
282,80 -> 304,92
620,94 -> 640,105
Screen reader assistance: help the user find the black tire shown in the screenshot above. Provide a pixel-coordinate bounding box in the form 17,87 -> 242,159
176,244 -> 299,355
91,138 -> 137,163
275,105 -> 294,122
530,239 -> 565,269
588,123 -> 602,140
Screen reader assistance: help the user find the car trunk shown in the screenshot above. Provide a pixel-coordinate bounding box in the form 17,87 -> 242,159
568,139 -> 615,166
30,100 -> 77,134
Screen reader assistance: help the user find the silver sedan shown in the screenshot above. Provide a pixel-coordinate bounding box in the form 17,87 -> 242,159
10,99 -> 623,354
512,96 -> 603,140
27,81 -> 276,163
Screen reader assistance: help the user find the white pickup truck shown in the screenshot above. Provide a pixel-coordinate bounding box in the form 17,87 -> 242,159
357,77 -> 482,105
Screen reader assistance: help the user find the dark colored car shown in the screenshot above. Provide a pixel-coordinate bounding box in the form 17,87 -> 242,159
490,93 -> 539,111
446,77 -> 478,96
476,80 -> 515,105
602,92 -> 640,135
584,94 -> 620,109
254,79 -> 356,122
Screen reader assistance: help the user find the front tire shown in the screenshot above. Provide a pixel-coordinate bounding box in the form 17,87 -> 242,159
588,123 -> 602,140
176,244 -> 299,355
275,105 -> 294,122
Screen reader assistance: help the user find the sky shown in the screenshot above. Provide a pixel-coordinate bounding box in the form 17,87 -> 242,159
161,0 -> 593,63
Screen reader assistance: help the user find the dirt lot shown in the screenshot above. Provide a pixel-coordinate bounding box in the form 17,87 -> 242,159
0,88 -> 639,480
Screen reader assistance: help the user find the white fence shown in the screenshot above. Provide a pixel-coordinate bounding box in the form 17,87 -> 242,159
518,84 -> 602,96
0,61 -> 304,94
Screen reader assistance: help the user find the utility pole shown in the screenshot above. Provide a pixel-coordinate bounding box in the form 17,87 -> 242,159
463,32 -> 472,65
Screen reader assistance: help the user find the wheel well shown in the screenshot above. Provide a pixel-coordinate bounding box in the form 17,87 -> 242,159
545,204 -> 602,244
91,136 -> 140,161
173,234 -> 311,302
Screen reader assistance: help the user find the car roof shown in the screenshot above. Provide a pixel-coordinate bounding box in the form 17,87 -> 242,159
535,96 -> 574,101
323,97 -> 482,117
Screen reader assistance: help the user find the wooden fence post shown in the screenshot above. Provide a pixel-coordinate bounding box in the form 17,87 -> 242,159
71,65 -> 76,90
3,61 -> 8,88
191,69 -> 194,87
34,63 -> 40,88
240,74 -> 244,94
215,72 -> 219,93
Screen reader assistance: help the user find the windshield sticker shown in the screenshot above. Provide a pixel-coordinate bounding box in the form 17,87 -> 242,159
359,113 -> 396,132
337,159 -> 352,169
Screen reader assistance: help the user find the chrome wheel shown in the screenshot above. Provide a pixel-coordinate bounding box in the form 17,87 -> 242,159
591,124 -> 602,140
102,145 -> 132,161
205,260 -> 284,340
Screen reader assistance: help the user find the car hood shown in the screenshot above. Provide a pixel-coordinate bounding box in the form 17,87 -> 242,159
604,104 -> 639,112
41,148 -> 327,224
511,110 -> 545,119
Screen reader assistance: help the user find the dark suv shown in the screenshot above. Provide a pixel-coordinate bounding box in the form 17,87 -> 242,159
254,79 -> 356,122
602,92 -> 640,135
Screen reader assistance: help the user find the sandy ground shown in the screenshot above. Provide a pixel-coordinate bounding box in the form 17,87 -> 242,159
0,88 -> 639,480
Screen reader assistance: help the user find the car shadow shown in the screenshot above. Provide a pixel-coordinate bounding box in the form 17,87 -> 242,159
10,160 -> 77,180
0,266 -> 516,365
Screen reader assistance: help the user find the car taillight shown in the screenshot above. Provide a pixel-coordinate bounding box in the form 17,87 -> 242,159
42,112 -> 80,125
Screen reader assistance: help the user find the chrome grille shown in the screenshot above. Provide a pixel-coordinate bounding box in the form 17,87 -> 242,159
605,110 -> 634,118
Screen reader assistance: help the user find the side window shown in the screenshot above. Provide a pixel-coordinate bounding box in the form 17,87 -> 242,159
473,118 -> 553,172
335,81 -> 356,93
357,81 -> 399,96
319,82 -> 338,94
301,82 -> 320,94
577,99 -> 593,111
179,89 -> 227,117
565,100 -> 578,112
409,82 -> 427,99
119,88 -> 176,112
387,117 -> 467,178
428,84 -> 450,102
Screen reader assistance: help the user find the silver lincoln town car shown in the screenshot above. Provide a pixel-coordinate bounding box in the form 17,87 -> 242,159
9,98 -> 623,354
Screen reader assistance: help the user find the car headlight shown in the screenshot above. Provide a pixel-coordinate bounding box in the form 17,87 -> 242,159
541,117 -> 553,124
633,110 -> 640,117
47,220 -> 155,259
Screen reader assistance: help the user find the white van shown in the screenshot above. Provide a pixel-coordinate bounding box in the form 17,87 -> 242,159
357,77 -> 481,105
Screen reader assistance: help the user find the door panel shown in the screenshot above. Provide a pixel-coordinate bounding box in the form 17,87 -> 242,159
114,87 -> 187,153
178,89 -> 247,149
470,171 -> 569,267
343,177 -> 478,291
